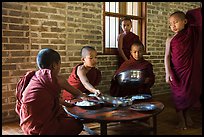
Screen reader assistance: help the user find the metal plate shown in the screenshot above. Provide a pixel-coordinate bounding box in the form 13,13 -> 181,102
130,103 -> 157,111
131,94 -> 152,100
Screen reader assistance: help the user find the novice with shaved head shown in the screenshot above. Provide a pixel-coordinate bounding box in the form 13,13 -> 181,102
62,46 -> 102,101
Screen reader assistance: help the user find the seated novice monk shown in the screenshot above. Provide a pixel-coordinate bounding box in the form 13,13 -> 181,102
110,41 -> 155,97
15,48 -> 90,135
62,46 -> 102,101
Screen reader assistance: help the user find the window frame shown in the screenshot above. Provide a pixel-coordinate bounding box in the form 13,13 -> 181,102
103,2 -> 147,55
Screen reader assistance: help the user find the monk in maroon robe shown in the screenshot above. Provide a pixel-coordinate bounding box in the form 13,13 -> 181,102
118,17 -> 141,67
62,63 -> 101,100
15,48 -> 89,135
62,46 -> 102,101
164,7 -> 202,129
110,41 -> 155,97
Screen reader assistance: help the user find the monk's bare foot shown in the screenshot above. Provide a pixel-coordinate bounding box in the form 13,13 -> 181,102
176,122 -> 187,130
186,116 -> 194,127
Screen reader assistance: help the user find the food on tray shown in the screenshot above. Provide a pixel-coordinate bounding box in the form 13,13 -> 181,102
131,94 -> 152,100
75,100 -> 96,107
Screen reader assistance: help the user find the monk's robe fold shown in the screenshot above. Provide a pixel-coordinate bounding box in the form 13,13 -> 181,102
169,8 -> 202,111
15,69 -> 83,135
110,56 -> 155,97
62,63 -> 102,100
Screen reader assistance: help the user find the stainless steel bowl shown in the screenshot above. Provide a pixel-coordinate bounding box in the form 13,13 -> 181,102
115,69 -> 146,86
99,94 -> 123,107
99,94 -> 134,107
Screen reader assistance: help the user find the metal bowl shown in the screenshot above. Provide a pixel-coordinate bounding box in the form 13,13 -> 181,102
115,69 -> 146,86
99,94 -> 124,107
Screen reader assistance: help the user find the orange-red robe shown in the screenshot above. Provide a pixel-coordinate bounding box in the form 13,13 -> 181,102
15,69 -> 83,135
110,56 -> 155,97
169,8 -> 202,111
62,63 -> 102,100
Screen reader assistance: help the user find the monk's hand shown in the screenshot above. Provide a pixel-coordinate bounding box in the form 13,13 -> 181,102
144,77 -> 150,84
94,89 -> 101,96
60,99 -> 74,107
64,100 -> 74,107
169,76 -> 173,82
167,76 -> 173,83
112,75 -> 117,80
80,94 -> 90,101
165,74 -> 171,84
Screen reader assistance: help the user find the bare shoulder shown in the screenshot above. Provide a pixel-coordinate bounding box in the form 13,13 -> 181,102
166,33 -> 177,42
166,36 -> 172,43
77,64 -> 85,73
77,64 -> 89,77
166,35 -> 175,46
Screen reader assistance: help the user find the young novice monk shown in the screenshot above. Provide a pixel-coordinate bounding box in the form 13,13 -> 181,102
110,41 -> 155,97
117,16 -> 141,67
164,8 -> 202,130
15,48 -> 90,135
62,46 -> 102,101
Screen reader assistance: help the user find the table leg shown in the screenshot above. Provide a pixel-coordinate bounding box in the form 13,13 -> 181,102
83,124 -> 99,135
152,116 -> 157,135
100,122 -> 107,135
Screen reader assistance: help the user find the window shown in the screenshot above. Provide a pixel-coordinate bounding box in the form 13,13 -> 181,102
103,2 -> 147,55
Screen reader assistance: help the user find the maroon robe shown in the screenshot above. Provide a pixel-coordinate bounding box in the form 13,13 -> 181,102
110,56 -> 155,97
62,63 -> 102,100
186,7 -> 202,108
169,8 -> 202,111
118,32 -> 140,66
15,69 -> 83,135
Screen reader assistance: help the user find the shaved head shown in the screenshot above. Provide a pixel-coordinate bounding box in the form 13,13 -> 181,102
81,46 -> 96,58
170,11 -> 186,20
37,48 -> 60,69
131,41 -> 144,51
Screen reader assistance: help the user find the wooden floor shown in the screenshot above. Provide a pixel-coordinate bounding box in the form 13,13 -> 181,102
2,93 -> 202,135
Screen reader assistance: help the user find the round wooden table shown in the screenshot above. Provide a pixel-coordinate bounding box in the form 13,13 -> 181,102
63,99 -> 164,135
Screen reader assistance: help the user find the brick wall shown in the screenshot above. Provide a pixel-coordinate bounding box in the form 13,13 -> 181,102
2,2 -> 200,123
